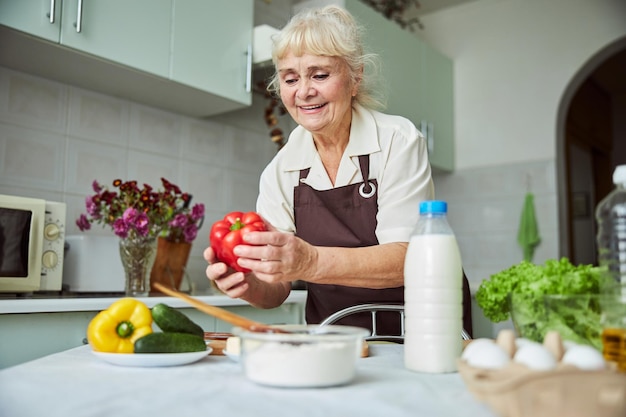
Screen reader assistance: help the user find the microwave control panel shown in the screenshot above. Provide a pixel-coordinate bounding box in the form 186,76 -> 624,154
40,201 -> 66,291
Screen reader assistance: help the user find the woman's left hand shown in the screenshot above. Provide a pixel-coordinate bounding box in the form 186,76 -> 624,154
233,224 -> 318,284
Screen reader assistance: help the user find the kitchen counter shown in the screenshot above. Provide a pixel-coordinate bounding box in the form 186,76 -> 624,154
0,290 -> 307,314
0,343 -> 496,417
0,291 -> 307,369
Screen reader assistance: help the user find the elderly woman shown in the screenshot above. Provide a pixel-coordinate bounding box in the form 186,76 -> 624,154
204,5 -> 471,336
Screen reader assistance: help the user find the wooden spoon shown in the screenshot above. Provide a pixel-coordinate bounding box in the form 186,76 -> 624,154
153,282 -> 289,333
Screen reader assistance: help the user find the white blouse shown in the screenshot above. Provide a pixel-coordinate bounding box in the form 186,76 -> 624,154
256,103 -> 434,244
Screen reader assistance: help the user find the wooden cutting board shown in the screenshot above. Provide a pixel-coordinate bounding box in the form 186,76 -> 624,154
204,332 -> 370,357
204,332 -> 231,356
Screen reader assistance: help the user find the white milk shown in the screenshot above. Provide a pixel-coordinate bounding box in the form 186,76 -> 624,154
404,233 -> 463,373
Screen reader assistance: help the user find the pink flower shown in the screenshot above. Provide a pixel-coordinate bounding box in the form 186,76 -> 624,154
170,213 -> 189,229
134,211 -> 150,236
183,225 -> 198,243
76,178 -> 204,243
163,203 -> 205,243
91,180 -> 102,193
191,204 -> 205,221
76,214 -> 91,231
113,217 -> 129,238
85,196 -> 99,218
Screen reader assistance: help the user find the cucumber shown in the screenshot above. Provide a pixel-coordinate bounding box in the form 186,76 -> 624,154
134,332 -> 207,353
151,303 -> 204,338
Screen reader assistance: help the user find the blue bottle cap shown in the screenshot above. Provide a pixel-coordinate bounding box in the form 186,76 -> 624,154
419,200 -> 447,214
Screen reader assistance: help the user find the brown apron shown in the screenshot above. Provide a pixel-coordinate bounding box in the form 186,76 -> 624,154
294,155 -> 404,335
293,154 -> 473,337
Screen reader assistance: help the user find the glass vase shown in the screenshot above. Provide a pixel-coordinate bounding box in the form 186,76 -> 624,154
119,236 -> 157,297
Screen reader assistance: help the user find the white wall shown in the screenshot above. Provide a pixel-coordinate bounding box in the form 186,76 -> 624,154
419,0 -> 626,336
418,0 -> 626,276
418,0 -> 626,169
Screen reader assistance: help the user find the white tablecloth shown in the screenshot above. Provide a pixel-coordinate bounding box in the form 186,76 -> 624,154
0,344 -> 496,417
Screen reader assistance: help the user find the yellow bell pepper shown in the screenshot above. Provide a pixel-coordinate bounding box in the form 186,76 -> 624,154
87,298 -> 153,353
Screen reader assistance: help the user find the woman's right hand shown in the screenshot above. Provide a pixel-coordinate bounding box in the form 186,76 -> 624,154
203,246 -> 251,299
204,245 -> 290,309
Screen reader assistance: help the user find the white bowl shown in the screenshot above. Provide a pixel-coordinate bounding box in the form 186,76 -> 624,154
234,324 -> 368,388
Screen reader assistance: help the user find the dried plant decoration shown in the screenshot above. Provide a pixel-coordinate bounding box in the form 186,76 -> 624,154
257,79 -> 287,151
361,0 -> 423,31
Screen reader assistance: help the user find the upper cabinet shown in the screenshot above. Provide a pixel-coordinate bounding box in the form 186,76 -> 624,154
0,0 -> 171,78
60,0 -> 172,78
171,0 -> 253,106
343,0 -> 455,171
0,0 -> 253,117
419,44 -> 454,171
0,0 -> 61,42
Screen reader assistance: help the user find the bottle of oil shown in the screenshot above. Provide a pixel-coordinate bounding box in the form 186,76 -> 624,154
601,327 -> 626,371
595,164 -> 626,290
596,165 -> 626,372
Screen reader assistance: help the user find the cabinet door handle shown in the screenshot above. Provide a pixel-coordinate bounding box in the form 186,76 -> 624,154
74,0 -> 84,33
47,0 -> 56,23
421,120 -> 434,154
428,122 -> 434,154
245,43 -> 252,93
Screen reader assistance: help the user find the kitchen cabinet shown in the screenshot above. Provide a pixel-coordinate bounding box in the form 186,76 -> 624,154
343,0 -> 455,171
0,293 -> 306,369
0,0 -> 60,42
171,0 -> 253,106
419,44 -> 454,171
0,0 -> 171,78
60,0 -> 172,78
0,0 -> 253,117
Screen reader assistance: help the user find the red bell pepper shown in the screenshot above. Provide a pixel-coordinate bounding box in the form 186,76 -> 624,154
209,211 -> 266,272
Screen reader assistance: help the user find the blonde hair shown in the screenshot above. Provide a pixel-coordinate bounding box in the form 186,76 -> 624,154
266,5 -> 385,110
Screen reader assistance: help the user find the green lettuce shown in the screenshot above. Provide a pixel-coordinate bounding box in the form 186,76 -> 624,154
475,258 -> 610,349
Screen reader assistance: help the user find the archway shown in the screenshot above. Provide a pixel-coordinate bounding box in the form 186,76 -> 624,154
556,36 -> 626,264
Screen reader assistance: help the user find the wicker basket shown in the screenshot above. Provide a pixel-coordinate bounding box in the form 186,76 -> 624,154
458,359 -> 626,417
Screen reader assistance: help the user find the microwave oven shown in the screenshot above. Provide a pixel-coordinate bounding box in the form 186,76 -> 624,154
0,194 -> 66,293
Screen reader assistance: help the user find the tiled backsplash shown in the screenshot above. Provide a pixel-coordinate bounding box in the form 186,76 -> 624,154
0,65 -> 281,293
433,160 -> 558,337
433,159 -> 559,291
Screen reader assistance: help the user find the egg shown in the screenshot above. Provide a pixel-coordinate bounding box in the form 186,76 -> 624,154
562,340 -> 578,351
462,338 -> 511,369
513,343 -> 557,370
561,345 -> 606,370
514,337 -> 537,349
462,338 -> 496,360
543,331 -> 565,361
495,329 -> 516,358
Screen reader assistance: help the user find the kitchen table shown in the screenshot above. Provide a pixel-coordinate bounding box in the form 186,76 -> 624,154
0,291 -> 306,368
0,343 -> 496,417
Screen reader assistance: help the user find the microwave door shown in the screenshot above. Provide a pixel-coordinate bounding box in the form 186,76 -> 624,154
0,207 -> 32,278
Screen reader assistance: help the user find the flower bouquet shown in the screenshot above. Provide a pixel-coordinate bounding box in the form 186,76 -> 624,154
77,178 -> 205,295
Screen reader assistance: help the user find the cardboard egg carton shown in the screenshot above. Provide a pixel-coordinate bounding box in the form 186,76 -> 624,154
458,331 -> 626,417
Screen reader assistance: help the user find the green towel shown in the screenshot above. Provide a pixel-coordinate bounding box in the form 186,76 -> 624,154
517,192 -> 541,262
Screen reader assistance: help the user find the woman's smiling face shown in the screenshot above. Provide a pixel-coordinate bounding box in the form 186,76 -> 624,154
278,52 -> 358,141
